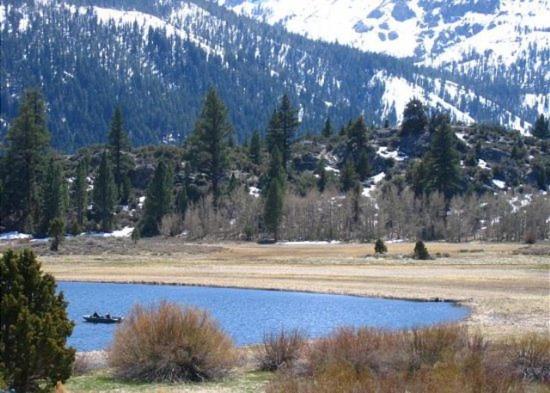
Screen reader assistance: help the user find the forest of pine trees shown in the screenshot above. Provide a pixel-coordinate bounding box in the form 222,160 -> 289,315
0,88 -> 548,245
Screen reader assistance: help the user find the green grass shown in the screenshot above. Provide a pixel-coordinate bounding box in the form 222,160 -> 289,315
65,370 -> 272,392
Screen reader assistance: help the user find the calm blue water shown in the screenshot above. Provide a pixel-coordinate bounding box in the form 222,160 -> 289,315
58,281 -> 469,352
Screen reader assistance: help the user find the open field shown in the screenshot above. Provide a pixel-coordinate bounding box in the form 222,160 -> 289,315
3,237 -> 549,339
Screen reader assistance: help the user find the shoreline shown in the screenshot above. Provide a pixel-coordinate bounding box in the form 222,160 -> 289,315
3,238 -> 546,340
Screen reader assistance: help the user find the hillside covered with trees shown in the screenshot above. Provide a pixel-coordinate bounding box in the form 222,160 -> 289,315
1,89 -> 548,245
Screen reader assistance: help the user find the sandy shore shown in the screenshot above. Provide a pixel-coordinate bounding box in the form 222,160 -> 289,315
4,238 -> 549,339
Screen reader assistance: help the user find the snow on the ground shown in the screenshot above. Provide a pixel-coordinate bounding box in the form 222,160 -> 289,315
324,165 -> 340,174
363,172 -> 386,197
279,240 -> 341,245
478,159 -> 490,170
87,226 -> 135,238
377,146 -> 406,161
0,232 -> 32,241
249,186 -> 260,198
138,196 -> 146,209
492,179 -> 506,190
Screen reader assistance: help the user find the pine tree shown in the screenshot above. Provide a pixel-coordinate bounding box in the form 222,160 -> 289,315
140,160 -> 173,237
345,116 -> 372,181
340,160 -> 358,193
108,106 -> 130,201
316,160 -> 328,193
401,98 -> 427,135
2,89 -> 50,232
423,121 -> 463,200
249,130 -> 262,166
532,114 -> 549,139
49,218 -> 65,251
266,109 -> 282,156
72,158 -> 88,227
0,249 -> 75,392
374,239 -> 387,254
278,94 -> 300,169
413,240 -> 430,260
93,152 -> 116,232
263,148 -> 285,242
188,88 -> 233,209
175,184 -> 189,218
322,117 -> 332,138
39,158 -> 67,237
267,95 -> 299,171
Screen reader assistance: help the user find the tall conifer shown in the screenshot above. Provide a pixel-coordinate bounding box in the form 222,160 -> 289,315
93,152 -> 116,232
39,158 -> 67,236
2,90 -> 50,232
140,160 -> 173,237
188,88 -> 233,209
107,106 -> 130,201
263,148 -> 285,242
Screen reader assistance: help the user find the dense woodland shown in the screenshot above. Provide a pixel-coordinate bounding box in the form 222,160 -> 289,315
1,0 -> 545,151
0,89 -> 548,246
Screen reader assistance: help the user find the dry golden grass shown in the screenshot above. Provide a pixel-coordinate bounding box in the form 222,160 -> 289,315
5,237 -> 547,340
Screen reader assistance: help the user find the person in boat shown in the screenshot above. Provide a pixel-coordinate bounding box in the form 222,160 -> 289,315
92,312 -> 99,318
106,313 -> 111,319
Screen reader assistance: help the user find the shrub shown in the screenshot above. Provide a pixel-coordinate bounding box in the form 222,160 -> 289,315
374,238 -> 387,254
108,302 -> 237,382
0,249 -> 75,392
266,326 -> 533,393
258,329 -> 306,371
506,334 -> 550,382
413,240 -> 430,260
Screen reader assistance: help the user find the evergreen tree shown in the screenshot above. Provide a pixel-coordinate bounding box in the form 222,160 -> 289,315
49,218 -> 65,252
188,88 -> 233,209
401,98 -> 427,135
340,160 -> 358,193
175,184 -> 189,218
532,114 -> 549,139
374,239 -> 387,254
93,152 -> 116,232
278,94 -> 300,169
120,173 -> 132,206
413,240 -> 430,260
249,130 -> 262,166
140,160 -> 173,237
316,160 -> 328,193
345,116 -> 372,181
322,117 -> 332,138
266,109 -> 282,154
0,249 -> 75,392
39,158 -> 67,237
267,95 -> 299,171
263,148 -> 285,242
423,121 -> 463,200
72,158 -> 88,227
107,106 -> 130,201
1,90 -> 50,232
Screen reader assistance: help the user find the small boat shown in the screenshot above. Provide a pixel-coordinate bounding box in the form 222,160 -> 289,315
83,314 -> 123,324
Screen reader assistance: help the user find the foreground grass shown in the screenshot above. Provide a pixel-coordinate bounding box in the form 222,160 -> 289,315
65,370 -> 271,393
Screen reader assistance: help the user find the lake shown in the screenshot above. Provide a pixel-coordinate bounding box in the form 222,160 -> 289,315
58,281 -> 469,352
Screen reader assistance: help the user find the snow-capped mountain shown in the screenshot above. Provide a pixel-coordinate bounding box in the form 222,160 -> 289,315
219,0 -> 550,118
0,0 -> 547,150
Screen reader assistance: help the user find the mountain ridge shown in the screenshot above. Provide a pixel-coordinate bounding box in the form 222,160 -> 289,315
0,0 -> 546,151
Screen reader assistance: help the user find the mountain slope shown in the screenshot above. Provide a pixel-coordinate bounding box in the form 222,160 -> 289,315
0,0 -> 544,151
218,0 -> 550,121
